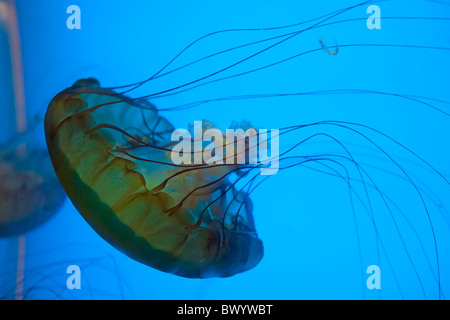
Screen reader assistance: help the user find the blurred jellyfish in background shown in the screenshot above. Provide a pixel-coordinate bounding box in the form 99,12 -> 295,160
0,244 -> 131,300
0,0 -> 65,299
0,118 -> 66,238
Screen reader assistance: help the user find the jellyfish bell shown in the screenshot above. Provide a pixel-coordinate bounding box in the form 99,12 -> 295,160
44,78 -> 264,278
0,123 -> 66,237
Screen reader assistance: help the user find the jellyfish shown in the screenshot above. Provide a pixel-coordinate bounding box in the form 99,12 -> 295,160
40,0 -> 450,298
0,0 -> 67,301
0,0 -> 66,237
0,124 -> 66,237
44,78 -> 263,278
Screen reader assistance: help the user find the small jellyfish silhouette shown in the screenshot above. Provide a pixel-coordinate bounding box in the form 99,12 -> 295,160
44,78 -> 264,278
0,123 -> 66,237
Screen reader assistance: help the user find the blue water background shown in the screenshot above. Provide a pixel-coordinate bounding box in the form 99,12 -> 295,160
0,0 -> 449,299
